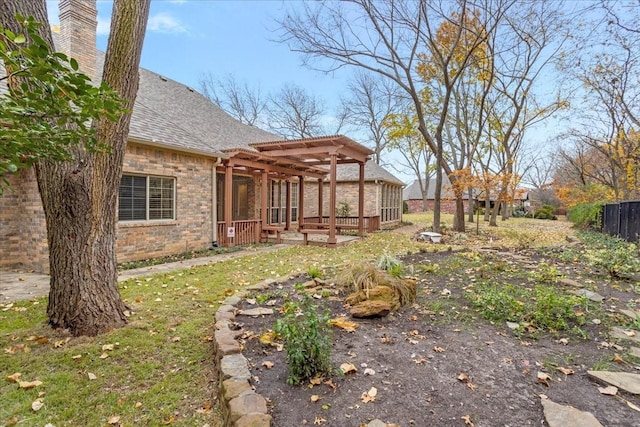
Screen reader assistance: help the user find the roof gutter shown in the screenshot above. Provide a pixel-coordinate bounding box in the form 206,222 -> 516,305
127,136 -> 228,160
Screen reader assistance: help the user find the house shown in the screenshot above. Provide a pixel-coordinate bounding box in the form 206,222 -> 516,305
0,0 -> 403,274
403,175 -> 472,214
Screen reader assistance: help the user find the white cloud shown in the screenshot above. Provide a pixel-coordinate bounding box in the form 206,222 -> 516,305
96,16 -> 111,36
148,12 -> 188,34
169,0 -> 187,4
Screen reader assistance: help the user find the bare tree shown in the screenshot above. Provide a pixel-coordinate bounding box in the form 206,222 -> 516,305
267,83 -> 343,139
199,72 -> 267,126
0,0 -> 150,336
341,72 -> 404,164
278,0 -> 513,232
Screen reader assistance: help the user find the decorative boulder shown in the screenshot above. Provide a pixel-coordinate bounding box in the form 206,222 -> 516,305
350,300 -> 392,318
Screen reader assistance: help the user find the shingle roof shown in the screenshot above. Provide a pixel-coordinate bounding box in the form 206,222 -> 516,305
333,162 -> 403,184
95,53 -> 281,157
403,175 -> 470,200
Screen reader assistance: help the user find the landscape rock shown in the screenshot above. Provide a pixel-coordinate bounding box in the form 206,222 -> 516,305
228,393 -> 268,423
346,285 -> 400,310
610,327 -> 640,344
559,278 -> 584,288
235,413 -> 272,427
587,371 -> 640,395
350,300 -> 392,318
619,309 -> 640,321
570,289 -> 604,302
237,308 -> 274,317
541,398 -> 603,427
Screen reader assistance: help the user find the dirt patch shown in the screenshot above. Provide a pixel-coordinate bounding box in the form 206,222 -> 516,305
236,249 -> 640,426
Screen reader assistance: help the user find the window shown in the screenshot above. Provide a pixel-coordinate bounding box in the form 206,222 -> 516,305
118,175 -> 175,221
291,182 -> 299,223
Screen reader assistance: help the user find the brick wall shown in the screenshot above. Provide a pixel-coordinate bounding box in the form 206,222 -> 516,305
116,142 -> 215,263
0,169 -> 49,272
406,198 -> 459,214
303,181 -> 402,226
0,143 -> 218,273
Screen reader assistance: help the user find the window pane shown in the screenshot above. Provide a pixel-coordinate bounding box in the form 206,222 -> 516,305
119,174 -> 147,221
148,176 -> 174,220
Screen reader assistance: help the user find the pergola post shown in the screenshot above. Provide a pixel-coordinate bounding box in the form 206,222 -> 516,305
298,175 -> 305,232
328,153 -> 337,246
224,163 -> 234,247
285,180 -> 291,230
260,171 -> 269,240
317,178 -> 324,222
358,161 -> 365,236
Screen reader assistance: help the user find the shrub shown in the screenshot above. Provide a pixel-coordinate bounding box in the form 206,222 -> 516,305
568,202 -> 604,229
403,200 -> 409,214
275,295 -> 332,385
583,236 -> 640,278
375,253 -> 403,273
534,204 -> 557,220
336,201 -> 352,217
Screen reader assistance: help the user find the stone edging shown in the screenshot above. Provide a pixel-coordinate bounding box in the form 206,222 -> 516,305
214,277 -> 287,427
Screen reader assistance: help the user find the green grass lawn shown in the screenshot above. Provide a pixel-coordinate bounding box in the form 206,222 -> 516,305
0,213 -> 573,426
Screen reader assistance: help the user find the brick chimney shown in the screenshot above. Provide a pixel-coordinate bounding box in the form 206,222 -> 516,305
58,0 -> 98,81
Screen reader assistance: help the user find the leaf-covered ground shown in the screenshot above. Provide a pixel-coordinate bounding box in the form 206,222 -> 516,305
238,228 -> 640,426
2,214 -> 639,426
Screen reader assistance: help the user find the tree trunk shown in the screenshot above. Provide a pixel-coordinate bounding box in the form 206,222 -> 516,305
2,0 -> 150,336
467,187 -> 475,223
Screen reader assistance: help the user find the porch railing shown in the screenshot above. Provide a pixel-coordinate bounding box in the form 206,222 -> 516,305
302,216 -> 380,233
217,220 -> 261,246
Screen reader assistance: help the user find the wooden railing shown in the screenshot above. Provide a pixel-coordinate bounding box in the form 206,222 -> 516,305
217,220 -> 261,246
302,216 -> 380,233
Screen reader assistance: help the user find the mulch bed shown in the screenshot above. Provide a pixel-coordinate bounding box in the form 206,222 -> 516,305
235,250 -> 640,427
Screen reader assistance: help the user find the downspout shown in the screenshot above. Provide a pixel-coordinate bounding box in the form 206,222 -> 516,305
210,157 -> 222,248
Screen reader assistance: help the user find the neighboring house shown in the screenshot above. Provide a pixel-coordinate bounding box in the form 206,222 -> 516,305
403,175 -> 471,214
0,1 -> 403,274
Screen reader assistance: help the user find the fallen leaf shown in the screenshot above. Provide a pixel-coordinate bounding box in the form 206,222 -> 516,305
410,315 -> 418,321
537,371 -> 551,387
598,385 -> 618,395
310,395 -> 320,402
107,415 -> 120,424
458,373 -> 470,383
441,288 -> 451,296
462,414 -> 475,426
413,357 -> 427,365
135,401 -> 143,409
53,338 -> 70,348
262,361 -> 274,369
19,380 -> 42,389
380,335 -> 392,344
99,352 -> 109,359
433,346 -> 445,353
625,399 -> 640,412
88,373 -> 97,380
339,363 -> 357,375
6,372 -> 21,383
361,387 -> 377,403
466,382 -> 478,391
363,368 -> 376,376
323,379 -> 336,391
329,317 -> 358,332
171,337 -> 181,343
102,344 -> 115,351
556,367 -> 574,375
31,399 -> 44,411
623,330 -> 636,337
310,376 -> 323,385
613,353 -> 629,365
313,416 -> 326,425
71,354 -> 82,360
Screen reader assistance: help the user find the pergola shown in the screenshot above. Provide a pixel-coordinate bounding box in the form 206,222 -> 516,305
219,136 -> 373,247
250,135 -> 374,246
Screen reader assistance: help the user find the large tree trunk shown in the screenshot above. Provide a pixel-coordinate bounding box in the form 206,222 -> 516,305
2,0 -> 150,336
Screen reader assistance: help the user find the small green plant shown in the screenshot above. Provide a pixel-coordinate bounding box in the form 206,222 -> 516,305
376,253 -> 403,277
274,295 -> 333,385
568,202 -> 604,229
533,204 -> 558,220
308,266 -> 323,279
336,201 -> 353,217
467,282 -> 587,337
581,233 -> 640,278
528,262 -> 562,284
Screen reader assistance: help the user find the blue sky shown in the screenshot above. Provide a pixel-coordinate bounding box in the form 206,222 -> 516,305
47,0 -> 349,110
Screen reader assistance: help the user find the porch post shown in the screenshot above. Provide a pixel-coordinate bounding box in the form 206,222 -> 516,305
358,161 -> 365,237
328,154 -> 337,246
261,171 -> 269,241
285,180 -> 291,230
298,175 -> 305,232
224,163 -> 233,247
318,178 -> 324,222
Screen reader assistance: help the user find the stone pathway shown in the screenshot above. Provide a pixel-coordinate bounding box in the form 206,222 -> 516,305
0,244 -> 288,303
